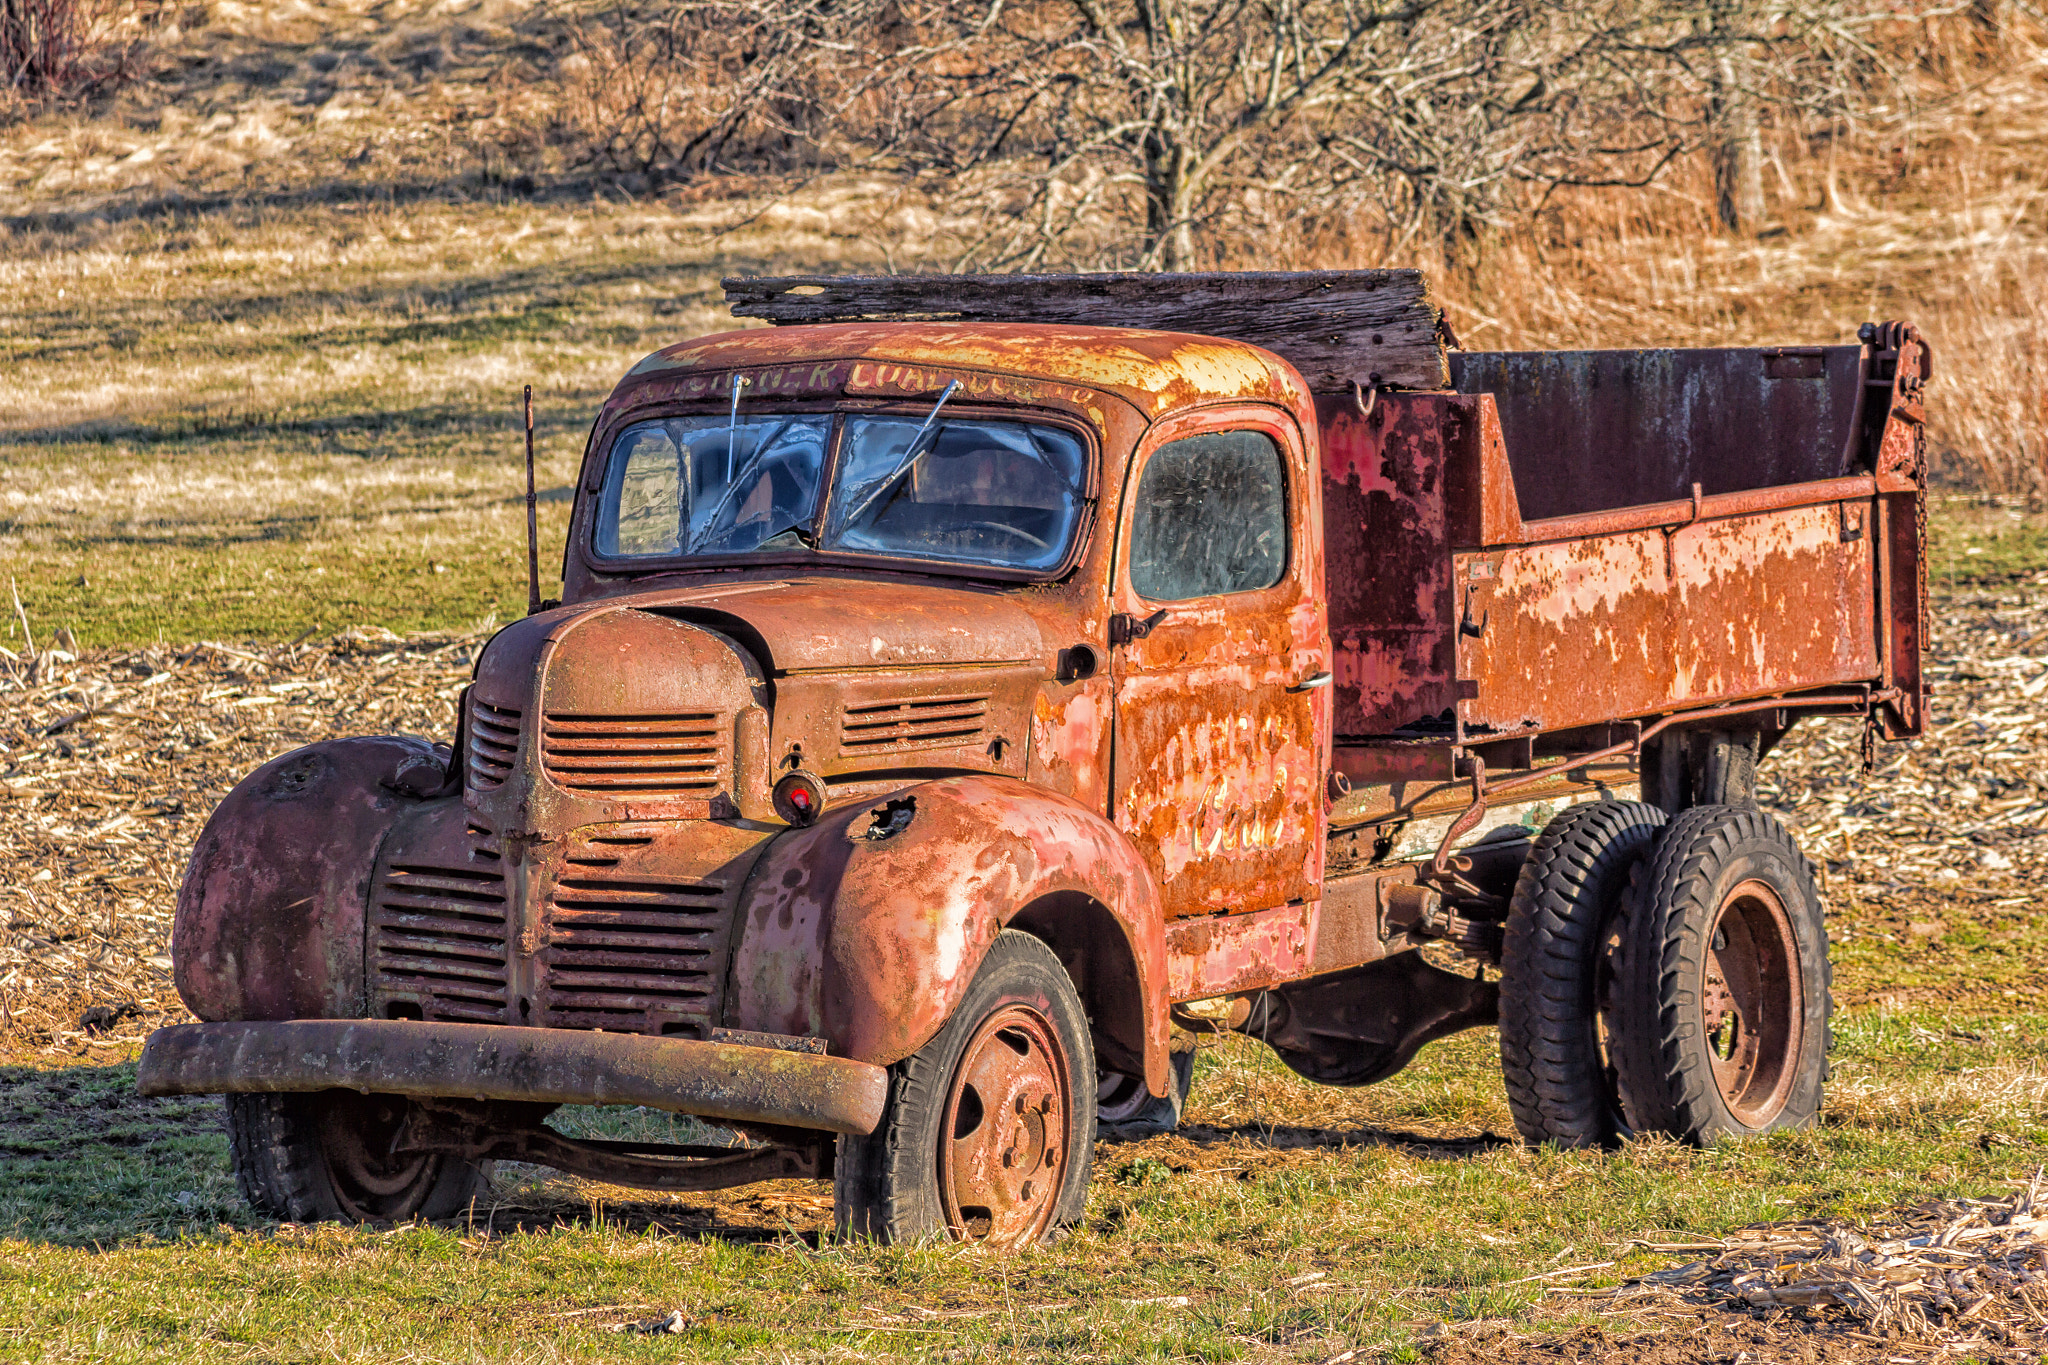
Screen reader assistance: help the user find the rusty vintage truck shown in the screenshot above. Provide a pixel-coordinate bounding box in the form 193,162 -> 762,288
138,271 -> 1931,1246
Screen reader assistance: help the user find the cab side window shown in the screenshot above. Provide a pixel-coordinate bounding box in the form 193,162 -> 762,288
1128,430 -> 1288,601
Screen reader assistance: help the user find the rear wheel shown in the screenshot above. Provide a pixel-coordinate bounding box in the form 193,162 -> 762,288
834,931 -> 1095,1246
227,1090 -> 488,1224
1613,805 -> 1830,1142
1498,801 -> 1667,1148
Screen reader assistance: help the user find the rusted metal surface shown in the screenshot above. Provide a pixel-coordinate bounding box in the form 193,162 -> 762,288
1165,902 -> 1316,1001
609,321 -> 1307,427
1318,392 -> 1456,737
1234,952 -> 1498,1087
1865,321 -> 1933,739
1456,498 -> 1883,736
939,999 -> 1074,1246
364,795 -> 774,1038
1109,402 -> 1328,920
175,735 -> 450,1023
1425,691 -> 1873,878
1515,474 -> 1879,545
1450,345 -> 1868,521
136,1018 -> 891,1135
472,605 -> 763,825
725,774 -> 1172,1093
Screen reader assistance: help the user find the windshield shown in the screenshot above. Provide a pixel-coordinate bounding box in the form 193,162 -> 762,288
593,409 -> 1088,573
596,415 -> 831,558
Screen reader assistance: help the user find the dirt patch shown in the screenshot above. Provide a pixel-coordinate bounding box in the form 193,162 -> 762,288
1423,1184 -> 2048,1365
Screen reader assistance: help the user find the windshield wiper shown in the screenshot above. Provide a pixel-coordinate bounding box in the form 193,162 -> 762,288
725,373 -> 748,484
684,416 -> 798,554
839,380 -> 961,529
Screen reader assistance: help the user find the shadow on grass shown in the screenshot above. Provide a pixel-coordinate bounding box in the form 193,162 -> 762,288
467,1189 -> 833,1245
0,1057 -> 835,1248
0,1057 -> 1509,1252
1153,1121 -> 1509,1160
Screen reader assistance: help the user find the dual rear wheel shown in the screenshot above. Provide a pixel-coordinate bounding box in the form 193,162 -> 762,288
1499,801 -> 1830,1148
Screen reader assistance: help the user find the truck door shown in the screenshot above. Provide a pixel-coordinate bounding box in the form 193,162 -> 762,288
1110,405 -> 1328,921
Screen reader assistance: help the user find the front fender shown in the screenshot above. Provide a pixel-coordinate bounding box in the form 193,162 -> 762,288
174,736 -> 447,1022
726,775 -> 1172,1095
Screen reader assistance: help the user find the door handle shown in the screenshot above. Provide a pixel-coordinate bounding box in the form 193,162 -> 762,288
1289,671 -> 1333,693
1109,609 -> 1169,645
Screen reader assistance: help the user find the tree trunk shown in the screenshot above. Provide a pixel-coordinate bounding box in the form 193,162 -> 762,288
1141,126 -> 1198,271
1711,55 -> 1766,234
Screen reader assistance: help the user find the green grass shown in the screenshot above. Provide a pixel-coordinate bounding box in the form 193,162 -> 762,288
0,198 -> 773,650
0,1014 -> 2043,1361
1928,496 -> 2048,589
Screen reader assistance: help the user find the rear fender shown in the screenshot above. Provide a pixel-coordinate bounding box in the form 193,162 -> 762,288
726,775 -> 1172,1095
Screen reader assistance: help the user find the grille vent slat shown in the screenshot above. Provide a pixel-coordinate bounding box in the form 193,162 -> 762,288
466,699 -> 521,791
538,873 -> 727,1035
841,693 -> 991,752
370,833 -> 509,1023
542,712 -> 729,797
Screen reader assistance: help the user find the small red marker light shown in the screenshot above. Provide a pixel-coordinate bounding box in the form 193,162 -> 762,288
773,772 -> 826,826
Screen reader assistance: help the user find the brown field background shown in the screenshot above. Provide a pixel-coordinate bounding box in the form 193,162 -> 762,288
2,5 -> 2048,1362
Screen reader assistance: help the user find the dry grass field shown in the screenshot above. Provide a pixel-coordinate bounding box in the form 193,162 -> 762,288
2,2 -> 2048,1361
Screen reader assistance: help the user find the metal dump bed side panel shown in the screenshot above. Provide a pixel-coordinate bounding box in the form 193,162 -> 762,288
1453,488 -> 1882,735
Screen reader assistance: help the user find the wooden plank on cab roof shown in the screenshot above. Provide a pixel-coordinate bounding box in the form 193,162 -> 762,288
721,270 -> 1451,392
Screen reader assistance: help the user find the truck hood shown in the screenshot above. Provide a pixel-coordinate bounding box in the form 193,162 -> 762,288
582,577 -> 1049,674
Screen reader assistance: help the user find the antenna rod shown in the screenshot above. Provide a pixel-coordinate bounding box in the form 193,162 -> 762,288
524,385 -> 541,617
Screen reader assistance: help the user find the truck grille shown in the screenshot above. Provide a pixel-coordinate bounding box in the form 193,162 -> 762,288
369,826 -> 509,1024
538,846 -> 728,1035
466,698 -> 521,791
540,712 -> 728,797
841,693 -> 989,752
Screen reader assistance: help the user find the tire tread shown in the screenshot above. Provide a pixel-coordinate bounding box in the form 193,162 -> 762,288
1499,801 -> 1666,1149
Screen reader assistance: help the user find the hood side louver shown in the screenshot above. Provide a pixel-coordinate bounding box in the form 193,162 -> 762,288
466,698 -> 521,791
840,693 -> 990,754
369,825 -> 509,1023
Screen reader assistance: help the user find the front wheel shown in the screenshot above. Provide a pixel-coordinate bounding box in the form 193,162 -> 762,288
1613,805 -> 1831,1143
227,1090 -> 489,1224
834,930 -> 1096,1246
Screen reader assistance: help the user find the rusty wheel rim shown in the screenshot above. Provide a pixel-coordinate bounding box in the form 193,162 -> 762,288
1700,879 -> 1805,1127
939,1002 -> 1072,1246
313,1092 -> 443,1221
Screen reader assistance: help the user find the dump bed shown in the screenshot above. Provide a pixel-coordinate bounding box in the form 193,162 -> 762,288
1321,334 -> 1929,747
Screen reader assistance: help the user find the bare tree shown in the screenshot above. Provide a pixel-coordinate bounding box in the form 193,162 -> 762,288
556,0 -> 896,184
547,0 -> 1951,267
828,0 -> 1927,269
